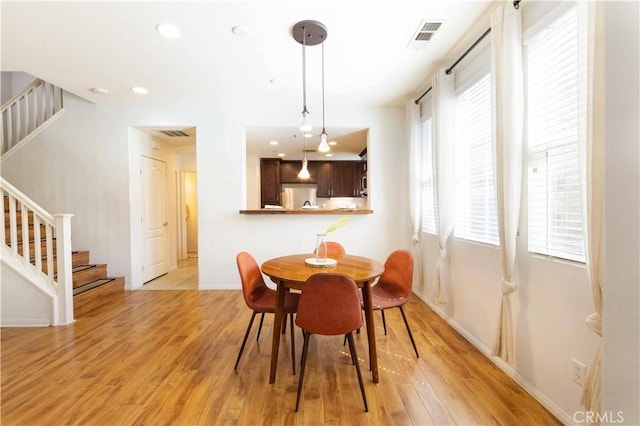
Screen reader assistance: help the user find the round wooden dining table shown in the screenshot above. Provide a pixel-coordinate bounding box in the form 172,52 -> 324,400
261,253 -> 385,384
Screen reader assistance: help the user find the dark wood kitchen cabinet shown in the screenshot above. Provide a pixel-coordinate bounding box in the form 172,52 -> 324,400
316,161 -> 362,198
280,160 -> 317,183
260,159 -> 281,207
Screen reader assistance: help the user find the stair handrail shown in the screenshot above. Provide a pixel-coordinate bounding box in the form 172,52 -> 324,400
1,177 -> 74,325
1,78 -> 64,159
0,79 -> 45,111
0,177 -> 55,226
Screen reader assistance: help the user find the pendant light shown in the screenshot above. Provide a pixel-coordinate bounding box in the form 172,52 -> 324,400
293,21 -> 327,178
293,22 -> 327,132
298,135 -> 311,179
317,35 -> 330,153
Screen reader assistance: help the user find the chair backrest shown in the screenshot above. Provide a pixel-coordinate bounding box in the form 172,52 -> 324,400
377,250 -> 414,298
236,252 -> 269,308
313,241 -> 346,256
295,273 -> 362,336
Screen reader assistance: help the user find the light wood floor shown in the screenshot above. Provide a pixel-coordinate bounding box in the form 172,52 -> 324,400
140,257 -> 199,290
1,290 -> 561,425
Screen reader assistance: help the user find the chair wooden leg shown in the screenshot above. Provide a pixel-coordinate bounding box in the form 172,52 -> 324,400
256,313 -> 265,341
289,313 -> 296,375
282,313 -> 287,334
346,332 -> 368,412
399,306 -> 419,358
381,310 -> 387,335
295,331 -> 311,412
234,311 -> 258,370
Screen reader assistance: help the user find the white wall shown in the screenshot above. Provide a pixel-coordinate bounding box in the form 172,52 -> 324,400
1,264 -> 52,326
410,1 -> 615,424
2,93 -> 134,286
196,103 -> 409,289
1,91 -> 410,291
0,71 -> 35,103
602,2 -> 639,424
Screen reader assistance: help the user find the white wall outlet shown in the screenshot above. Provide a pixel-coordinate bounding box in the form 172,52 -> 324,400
571,358 -> 587,386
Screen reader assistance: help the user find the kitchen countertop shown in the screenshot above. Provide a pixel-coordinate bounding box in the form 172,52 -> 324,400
239,208 -> 373,215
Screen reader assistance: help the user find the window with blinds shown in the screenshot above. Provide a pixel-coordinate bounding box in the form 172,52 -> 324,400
454,73 -> 499,245
526,5 -> 585,262
421,116 -> 437,234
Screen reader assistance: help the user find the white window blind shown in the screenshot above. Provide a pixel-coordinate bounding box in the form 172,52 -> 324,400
526,6 -> 584,262
421,116 -> 437,234
454,73 -> 499,245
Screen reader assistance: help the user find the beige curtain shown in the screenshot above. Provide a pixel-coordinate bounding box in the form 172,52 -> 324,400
431,69 -> 455,304
490,3 -> 524,364
580,1 -> 604,416
407,101 -> 424,289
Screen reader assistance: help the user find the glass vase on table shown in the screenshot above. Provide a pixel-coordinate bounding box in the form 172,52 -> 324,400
315,233 -> 328,263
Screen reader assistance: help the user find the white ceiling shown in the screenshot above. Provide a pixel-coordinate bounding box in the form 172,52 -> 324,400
246,126 -> 368,161
1,0 -> 494,154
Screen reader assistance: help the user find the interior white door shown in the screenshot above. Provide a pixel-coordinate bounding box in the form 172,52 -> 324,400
141,156 -> 168,283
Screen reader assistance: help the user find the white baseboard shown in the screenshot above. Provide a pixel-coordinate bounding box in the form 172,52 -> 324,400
197,284 -> 239,290
414,291 -> 574,425
1,318 -> 51,327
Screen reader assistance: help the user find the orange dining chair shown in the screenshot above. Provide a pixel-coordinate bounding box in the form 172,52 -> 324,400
313,241 -> 346,257
234,252 -> 299,374
367,249 -> 419,358
294,273 -> 368,412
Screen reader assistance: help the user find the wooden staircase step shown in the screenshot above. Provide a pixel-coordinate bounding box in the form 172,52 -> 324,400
73,277 -> 125,317
72,250 -> 90,267
4,211 -> 34,226
5,224 -> 47,241
15,238 -> 57,256
39,250 -> 90,274
72,264 -> 107,288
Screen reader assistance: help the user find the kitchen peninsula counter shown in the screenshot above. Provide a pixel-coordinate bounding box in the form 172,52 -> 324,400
239,209 -> 373,215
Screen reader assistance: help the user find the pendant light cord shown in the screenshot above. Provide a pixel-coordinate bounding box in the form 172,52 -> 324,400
321,35 -> 326,132
302,26 -> 308,113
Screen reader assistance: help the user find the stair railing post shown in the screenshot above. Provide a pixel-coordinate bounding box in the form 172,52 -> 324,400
54,214 -> 74,325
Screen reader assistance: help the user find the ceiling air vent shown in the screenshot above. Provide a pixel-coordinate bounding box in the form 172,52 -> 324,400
159,130 -> 190,137
406,20 -> 443,50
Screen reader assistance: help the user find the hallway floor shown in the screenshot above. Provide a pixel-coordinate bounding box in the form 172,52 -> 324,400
138,256 -> 198,290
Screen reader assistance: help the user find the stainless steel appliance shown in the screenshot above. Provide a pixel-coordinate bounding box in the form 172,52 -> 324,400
282,184 -> 317,209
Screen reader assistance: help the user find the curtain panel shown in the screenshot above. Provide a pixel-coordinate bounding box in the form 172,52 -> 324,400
580,1 -> 604,418
407,101 -> 424,289
490,3 -> 524,364
431,69 -> 456,304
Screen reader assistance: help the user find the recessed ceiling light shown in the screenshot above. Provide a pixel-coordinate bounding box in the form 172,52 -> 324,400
325,153 -> 333,157
277,153 -> 285,157
231,25 -> 250,38
90,87 -> 109,94
156,23 -> 182,39
302,133 -> 313,138
328,141 -> 337,146
269,140 -> 279,145
131,86 -> 149,95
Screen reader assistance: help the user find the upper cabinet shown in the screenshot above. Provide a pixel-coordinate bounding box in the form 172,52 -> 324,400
316,161 -> 362,198
280,160 -> 317,183
260,159 -> 364,205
